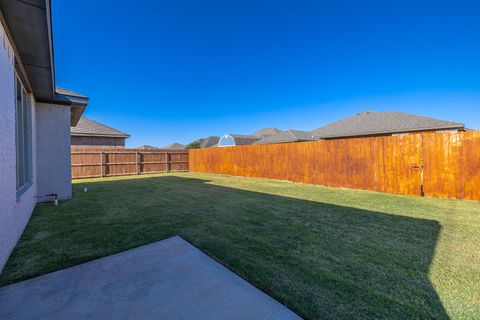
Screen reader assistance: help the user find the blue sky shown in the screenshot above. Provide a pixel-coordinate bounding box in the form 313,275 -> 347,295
52,0 -> 480,147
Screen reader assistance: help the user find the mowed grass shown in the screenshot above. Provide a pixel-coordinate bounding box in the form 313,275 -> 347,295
1,173 -> 479,319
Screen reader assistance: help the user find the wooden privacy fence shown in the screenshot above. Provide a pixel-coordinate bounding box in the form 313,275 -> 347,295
71,148 -> 189,179
189,131 -> 480,201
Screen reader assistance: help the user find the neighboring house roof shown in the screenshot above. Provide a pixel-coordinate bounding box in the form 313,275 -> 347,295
163,143 -> 186,150
195,138 -> 205,145
71,117 -> 130,138
312,111 -> 465,139
254,130 -> 315,144
136,145 -> 159,149
251,128 -> 282,138
200,136 -> 220,148
222,134 -> 260,146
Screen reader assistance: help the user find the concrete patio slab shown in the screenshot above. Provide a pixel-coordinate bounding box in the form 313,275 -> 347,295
0,236 -> 301,320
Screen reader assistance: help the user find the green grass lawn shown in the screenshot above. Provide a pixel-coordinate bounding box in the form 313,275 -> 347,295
1,173 -> 479,319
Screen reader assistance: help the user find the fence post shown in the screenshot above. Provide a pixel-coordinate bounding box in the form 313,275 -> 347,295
135,151 -> 139,175
420,134 -> 425,197
166,152 -> 170,172
99,152 -> 103,178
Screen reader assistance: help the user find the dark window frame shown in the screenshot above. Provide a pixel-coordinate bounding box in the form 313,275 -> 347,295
15,74 -> 33,197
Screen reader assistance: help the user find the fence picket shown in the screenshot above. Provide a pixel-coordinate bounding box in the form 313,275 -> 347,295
189,131 -> 480,201
71,147 -> 188,179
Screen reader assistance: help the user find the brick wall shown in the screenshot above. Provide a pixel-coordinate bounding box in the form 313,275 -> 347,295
71,135 -> 126,148
0,21 -> 38,273
36,103 -> 72,200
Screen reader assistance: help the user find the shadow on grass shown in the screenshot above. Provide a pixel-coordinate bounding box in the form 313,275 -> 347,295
1,175 -> 448,319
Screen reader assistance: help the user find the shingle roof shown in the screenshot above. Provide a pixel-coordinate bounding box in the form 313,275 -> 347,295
251,128 -> 282,138
228,134 -> 260,146
200,136 -> 220,148
312,111 -> 464,139
163,143 -> 186,150
254,130 -> 315,144
136,145 -> 159,149
71,116 -> 130,138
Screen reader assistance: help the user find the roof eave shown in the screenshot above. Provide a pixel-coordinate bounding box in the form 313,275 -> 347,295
46,0 -> 55,100
51,92 -> 89,126
0,0 -> 56,101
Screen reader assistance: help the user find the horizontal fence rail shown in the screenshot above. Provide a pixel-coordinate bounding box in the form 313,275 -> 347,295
189,131 -> 480,201
71,147 -> 188,179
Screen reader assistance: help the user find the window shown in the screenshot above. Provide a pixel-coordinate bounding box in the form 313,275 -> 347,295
15,76 -> 32,192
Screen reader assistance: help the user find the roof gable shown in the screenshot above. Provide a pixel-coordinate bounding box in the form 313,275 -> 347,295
251,128 -> 282,138
200,136 -> 220,148
163,143 -> 186,150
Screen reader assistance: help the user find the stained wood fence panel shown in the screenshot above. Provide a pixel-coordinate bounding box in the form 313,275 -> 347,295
422,131 -> 480,200
71,148 -> 188,179
189,131 -> 480,200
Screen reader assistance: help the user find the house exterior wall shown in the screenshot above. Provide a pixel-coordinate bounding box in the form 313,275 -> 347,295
36,103 -> 72,200
0,21 -> 38,273
71,135 -> 125,148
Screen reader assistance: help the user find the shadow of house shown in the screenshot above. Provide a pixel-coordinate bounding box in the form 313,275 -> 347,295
2,175 -> 449,320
